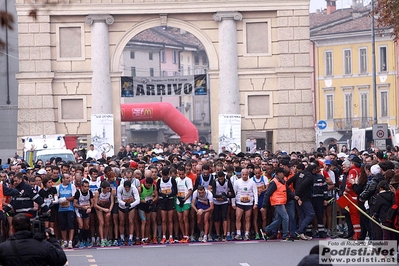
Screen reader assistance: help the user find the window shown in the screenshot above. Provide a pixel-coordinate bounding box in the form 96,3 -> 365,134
160,50 -> 165,63
244,19 -> 271,55
187,57 -> 190,63
325,51 -> 333,76
180,65 -> 184,75
379,46 -> 387,72
326,94 -> 334,120
344,49 -> 352,75
344,93 -> 353,119
381,91 -> 388,117
360,93 -> 368,118
149,52 -> 153,60
187,66 -> 191,75
162,71 -> 167,77
131,67 -> 136,77
173,71 -> 178,76
56,24 -> 85,60
194,55 -> 199,65
245,92 -> 273,118
359,48 -> 367,74
202,56 -> 208,65
172,51 -> 177,64
149,68 -> 154,77
130,51 -> 135,59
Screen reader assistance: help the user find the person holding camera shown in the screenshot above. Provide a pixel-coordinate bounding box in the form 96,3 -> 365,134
0,213 -> 67,266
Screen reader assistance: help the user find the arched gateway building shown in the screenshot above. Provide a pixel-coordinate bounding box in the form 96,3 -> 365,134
15,0 -> 314,154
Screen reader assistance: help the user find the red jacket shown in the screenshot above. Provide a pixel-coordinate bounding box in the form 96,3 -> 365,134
345,166 -> 360,199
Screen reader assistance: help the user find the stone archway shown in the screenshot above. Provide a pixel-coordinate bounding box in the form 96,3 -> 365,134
15,0 -> 315,154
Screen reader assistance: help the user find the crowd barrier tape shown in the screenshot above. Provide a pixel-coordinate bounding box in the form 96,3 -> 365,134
343,194 -> 399,234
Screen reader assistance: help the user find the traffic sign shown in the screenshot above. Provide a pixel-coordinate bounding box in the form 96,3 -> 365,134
372,123 -> 388,140
317,120 -> 327,130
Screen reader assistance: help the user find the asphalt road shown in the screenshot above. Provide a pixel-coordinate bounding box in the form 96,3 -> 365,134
64,239 -> 322,266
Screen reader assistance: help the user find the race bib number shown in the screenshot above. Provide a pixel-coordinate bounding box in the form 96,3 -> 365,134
61,201 -> 70,208
99,199 -> 109,206
177,191 -> 185,197
161,188 -> 171,194
240,195 -> 250,203
123,197 -> 133,203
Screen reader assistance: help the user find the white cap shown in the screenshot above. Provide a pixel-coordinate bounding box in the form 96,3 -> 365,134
37,169 -> 47,175
371,164 -> 381,175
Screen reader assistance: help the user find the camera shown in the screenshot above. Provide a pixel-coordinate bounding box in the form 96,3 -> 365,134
31,213 -> 51,240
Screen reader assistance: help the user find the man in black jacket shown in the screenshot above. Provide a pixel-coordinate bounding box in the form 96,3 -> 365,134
0,213 -> 67,266
294,164 -> 316,240
5,172 -> 49,218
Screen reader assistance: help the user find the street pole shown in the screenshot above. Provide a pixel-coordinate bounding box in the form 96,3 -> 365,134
371,0 -> 377,125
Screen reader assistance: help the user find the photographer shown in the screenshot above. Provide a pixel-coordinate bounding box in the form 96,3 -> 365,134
0,213 -> 67,266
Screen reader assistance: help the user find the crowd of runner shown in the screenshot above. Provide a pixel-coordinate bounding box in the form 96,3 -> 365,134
0,141 -> 398,249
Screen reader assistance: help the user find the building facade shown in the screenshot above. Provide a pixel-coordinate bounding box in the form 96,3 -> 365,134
311,2 -> 398,147
15,0 -> 314,153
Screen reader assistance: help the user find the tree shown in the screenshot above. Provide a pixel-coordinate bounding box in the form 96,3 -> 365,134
374,0 -> 399,41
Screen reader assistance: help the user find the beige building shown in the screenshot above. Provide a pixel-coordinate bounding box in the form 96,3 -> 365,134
15,0 -> 314,153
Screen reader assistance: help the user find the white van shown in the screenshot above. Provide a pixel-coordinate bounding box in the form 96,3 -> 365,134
35,149 -> 75,163
351,126 -> 398,151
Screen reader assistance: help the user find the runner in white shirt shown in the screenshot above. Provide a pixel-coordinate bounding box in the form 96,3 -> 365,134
175,165 -> 193,243
191,185 -> 214,242
232,168 -> 258,241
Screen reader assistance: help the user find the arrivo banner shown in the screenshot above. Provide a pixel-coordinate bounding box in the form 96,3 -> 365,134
121,74 -> 207,97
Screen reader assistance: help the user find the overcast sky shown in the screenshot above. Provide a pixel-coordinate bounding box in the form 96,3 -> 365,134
309,0 -> 371,12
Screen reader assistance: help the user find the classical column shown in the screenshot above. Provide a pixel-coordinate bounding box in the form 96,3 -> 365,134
85,14 -> 114,114
213,12 -> 242,115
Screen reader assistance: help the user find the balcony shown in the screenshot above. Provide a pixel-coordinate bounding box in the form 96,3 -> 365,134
333,117 -> 373,131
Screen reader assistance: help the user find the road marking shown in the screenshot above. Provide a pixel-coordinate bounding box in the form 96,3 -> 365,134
66,255 -> 90,256
239,263 -> 251,266
234,241 -> 260,244
88,259 -> 96,262
86,255 -> 93,258
188,243 -> 213,246
142,245 -> 166,248
96,247 -> 120,250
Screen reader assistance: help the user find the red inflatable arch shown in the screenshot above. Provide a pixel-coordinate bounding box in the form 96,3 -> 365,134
120,102 -> 199,143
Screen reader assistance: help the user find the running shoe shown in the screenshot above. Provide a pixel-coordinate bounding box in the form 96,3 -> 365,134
160,237 -> 167,244
135,239 -> 140,245
222,236 -> 227,242
235,234 -> 243,241
255,233 -> 260,240
226,235 -> 232,241
68,241 -> 73,249
207,234 -> 213,242
95,238 -> 101,247
215,236 -> 222,242
180,237 -> 189,243
190,235 -> 196,242
118,238 -> 125,246
107,240 -> 112,247
282,237 -> 294,242
169,237 -> 174,244
79,242 -> 85,249
86,241 -> 92,248
198,231 -> 204,242
60,240 -> 67,249
152,238 -> 158,244
101,239 -> 107,247
244,234 -> 250,241
128,239 -> 133,246
202,235 -> 208,243
112,239 -> 118,246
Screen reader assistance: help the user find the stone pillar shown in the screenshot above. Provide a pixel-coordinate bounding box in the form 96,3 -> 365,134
85,14 -> 114,114
213,12 -> 242,115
